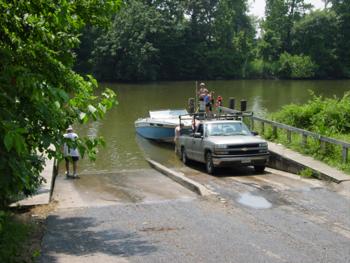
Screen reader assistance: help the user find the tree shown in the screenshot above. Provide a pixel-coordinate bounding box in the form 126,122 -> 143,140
331,0 -> 350,77
292,10 -> 339,77
260,0 -> 310,61
92,0 -> 167,81
0,0 -> 120,208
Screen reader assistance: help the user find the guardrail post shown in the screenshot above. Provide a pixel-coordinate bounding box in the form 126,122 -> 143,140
342,147 -> 348,163
261,122 -> 265,135
273,126 -> 277,138
320,140 -> 326,154
287,130 -> 291,143
302,133 -> 307,147
250,118 -> 254,131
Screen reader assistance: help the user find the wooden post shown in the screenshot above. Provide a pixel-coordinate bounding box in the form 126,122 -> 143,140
342,146 -> 348,163
287,130 -> 291,143
229,97 -> 235,109
261,122 -> 265,135
320,140 -> 326,154
273,126 -> 277,138
250,118 -> 254,130
240,100 -> 247,112
302,133 -> 307,147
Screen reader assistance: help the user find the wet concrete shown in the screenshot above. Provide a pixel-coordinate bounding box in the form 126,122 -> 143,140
53,168 -> 196,209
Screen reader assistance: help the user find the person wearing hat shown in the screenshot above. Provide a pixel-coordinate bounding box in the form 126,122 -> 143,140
198,82 -> 208,112
63,125 -> 80,178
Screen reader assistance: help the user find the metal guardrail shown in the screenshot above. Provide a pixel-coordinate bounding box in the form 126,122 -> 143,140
220,106 -> 350,163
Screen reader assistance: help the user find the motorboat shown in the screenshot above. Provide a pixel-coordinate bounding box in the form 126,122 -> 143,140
135,109 -> 190,142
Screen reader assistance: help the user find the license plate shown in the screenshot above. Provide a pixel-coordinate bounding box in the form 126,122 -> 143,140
241,159 -> 251,164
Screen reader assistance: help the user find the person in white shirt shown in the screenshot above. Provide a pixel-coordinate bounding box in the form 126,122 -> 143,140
63,125 -> 80,178
174,123 -> 184,154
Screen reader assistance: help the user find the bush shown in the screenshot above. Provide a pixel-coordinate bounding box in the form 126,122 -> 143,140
267,92 -> 350,173
277,52 -> 317,79
273,92 -> 350,136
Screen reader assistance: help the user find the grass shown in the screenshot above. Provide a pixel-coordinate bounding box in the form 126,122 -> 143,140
0,203 -> 54,263
0,212 -> 32,263
298,168 -> 315,178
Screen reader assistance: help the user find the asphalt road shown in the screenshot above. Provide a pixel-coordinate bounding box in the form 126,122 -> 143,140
40,165 -> 350,263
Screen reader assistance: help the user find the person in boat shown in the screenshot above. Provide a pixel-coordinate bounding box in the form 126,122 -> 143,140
174,123 -> 184,154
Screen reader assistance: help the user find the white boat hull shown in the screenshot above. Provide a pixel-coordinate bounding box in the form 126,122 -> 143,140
135,121 -> 176,142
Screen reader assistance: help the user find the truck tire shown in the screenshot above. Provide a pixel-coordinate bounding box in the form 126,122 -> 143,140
182,148 -> 188,165
254,165 -> 265,173
205,152 -> 215,175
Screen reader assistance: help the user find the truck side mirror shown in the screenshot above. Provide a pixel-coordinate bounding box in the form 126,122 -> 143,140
251,131 -> 259,136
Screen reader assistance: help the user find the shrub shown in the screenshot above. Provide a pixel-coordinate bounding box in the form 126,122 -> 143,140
277,52 -> 317,79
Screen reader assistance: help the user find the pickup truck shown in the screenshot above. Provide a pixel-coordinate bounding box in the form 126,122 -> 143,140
177,119 -> 269,174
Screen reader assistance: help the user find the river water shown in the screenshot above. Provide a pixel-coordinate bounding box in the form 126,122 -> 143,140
77,80 -> 350,174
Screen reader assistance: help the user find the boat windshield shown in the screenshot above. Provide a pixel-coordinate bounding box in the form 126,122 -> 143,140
150,109 -> 188,118
207,122 -> 251,136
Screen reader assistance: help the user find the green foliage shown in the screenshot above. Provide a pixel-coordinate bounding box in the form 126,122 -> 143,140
263,92 -> 350,173
83,0 -> 255,81
256,0 -> 350,79
0,0 -> 120,207
331,0 -> 350,77
277,52 -> 316,79
273,92 -> 350,135
73,0 -> 350,80
92,0 -> 163,81
292,10 -> 339,77
261,0 -> 311,56
0,213 -> 30,263
298,168 -> 314,178
247,59 -> 264,78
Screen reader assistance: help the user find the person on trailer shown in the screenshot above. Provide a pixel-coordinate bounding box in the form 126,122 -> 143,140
198,82 -> 208,112
204,91 -> 216,114
216,95 -> 223,113
174,123 -> 184,154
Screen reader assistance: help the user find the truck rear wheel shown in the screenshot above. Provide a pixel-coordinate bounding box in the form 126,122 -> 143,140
254,165 -> 265,173
205,152 -> 215,175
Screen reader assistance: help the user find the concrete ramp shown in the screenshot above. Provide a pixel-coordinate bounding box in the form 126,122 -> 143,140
53,169 -> 196,209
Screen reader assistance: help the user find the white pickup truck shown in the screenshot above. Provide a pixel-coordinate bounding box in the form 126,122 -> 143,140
178,119 -> 269,174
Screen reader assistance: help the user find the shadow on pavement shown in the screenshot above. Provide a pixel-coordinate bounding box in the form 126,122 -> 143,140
40,215 -> 157,262
183,159 -> 267,177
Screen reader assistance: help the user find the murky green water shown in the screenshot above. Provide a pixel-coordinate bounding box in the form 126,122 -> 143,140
77,80 -> 350,173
